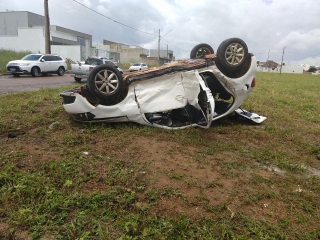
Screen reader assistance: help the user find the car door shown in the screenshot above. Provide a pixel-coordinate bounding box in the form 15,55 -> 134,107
40,55 -> 51,72
51,56 -> 61,71
142,64 -> 148,70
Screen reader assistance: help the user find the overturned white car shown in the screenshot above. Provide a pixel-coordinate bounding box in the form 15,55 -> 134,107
60,38 -> 266,129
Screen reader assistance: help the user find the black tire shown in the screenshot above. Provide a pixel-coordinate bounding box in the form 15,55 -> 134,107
57,67 -> 65,76
31,67 -> 40,77
190,43 -> 214,59
216,38 -> 248,70
87,64 -> 123,100
74,77 -> 82,83
12,73 -> 20,77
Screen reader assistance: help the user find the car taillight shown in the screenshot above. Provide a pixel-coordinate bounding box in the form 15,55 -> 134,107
251,77 -> 256,88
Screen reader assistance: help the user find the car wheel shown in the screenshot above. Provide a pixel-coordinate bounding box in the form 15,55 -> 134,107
87,64 -> 123,100
190,43 -> 214,59
31,67 -> 40,77
12,73 -> 20,77
216,38 -> 248,70
57,67 -> 65,76
74,77 -> 82,82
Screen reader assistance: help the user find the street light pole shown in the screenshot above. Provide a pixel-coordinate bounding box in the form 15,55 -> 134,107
167,44 -> 168,61
158,29 -> 160,65
280,47 -> 286,75
158,29 -> 172,66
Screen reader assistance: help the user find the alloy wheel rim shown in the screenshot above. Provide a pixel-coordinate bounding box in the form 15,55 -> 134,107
94,69 -> 119,93
225,43 -> 245,66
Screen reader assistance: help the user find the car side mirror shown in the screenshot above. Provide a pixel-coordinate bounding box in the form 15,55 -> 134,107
41,59 -> 45,62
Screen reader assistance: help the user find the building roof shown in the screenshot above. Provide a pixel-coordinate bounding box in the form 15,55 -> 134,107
259,60 -> 280,68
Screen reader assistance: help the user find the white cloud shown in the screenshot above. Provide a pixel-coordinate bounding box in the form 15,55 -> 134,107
276,29 -> 320,51
0,0 -> 319,66
96,5 -> 109,15
289,56 -> 320,66
78,0 -> 92,8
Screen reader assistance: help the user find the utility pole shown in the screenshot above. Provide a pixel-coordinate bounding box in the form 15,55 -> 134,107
44,0 -> 51,54
157,29 -> 172,66
158,29 -> 160,65
280,47 -> 286,75
166,44 -> 168,62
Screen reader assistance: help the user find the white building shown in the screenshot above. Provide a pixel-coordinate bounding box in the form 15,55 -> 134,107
257,60 -> 303,74
0,11 -> 92,61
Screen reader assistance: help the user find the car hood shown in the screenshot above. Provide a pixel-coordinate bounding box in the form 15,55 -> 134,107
7,60 -> 36,65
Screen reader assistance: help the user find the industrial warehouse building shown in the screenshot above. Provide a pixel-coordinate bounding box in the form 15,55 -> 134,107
0,11 -> 92,61
0,11 -> 174,65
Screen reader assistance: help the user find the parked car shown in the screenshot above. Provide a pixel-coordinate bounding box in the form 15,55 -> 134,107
6,54 -> 67,77
60,38 -> 266,129
129,62 -> 148,71
70,57 -> 123,82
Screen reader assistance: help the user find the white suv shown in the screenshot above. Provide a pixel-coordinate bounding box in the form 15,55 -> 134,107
6,54 -> 67,77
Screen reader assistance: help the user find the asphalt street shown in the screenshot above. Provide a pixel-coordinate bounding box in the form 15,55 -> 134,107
0,73 -> 83,96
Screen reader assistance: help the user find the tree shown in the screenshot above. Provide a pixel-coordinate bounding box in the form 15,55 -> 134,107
307,66 -> 317,72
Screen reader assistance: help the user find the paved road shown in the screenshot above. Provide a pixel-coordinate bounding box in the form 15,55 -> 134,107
0,74 -> 84,96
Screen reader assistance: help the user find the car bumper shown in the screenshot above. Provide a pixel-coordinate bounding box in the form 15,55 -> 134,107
70,73 -> 88,79
6,66 -> 31,74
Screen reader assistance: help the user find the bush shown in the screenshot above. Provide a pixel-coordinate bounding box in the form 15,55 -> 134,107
307,66 -> 317,73
0,49 -> 31,75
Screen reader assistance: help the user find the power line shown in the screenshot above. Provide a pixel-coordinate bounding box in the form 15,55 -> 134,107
161,38 -> 188,52
71,0 -> 157,37
53,0 -> 190,54
50,1 -> 124,34
50,0 -> 157,45
71,0 -> 189,53
255,50 -> 319,60
286,52 -> 317,56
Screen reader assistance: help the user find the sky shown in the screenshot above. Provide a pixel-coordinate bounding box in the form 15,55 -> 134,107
1,0 -> 319,66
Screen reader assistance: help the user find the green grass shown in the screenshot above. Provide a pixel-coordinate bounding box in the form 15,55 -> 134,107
119,62 -> 131,70
0,49 -> 32,75
0,72 -> 320,239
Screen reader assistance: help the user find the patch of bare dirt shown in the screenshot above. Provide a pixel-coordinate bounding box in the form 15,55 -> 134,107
118,136 -> 281,220
1,125 -> 319,236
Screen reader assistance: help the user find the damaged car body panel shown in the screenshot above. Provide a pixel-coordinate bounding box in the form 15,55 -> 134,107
61,66 -> 215,129
60,38 -> 266,128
